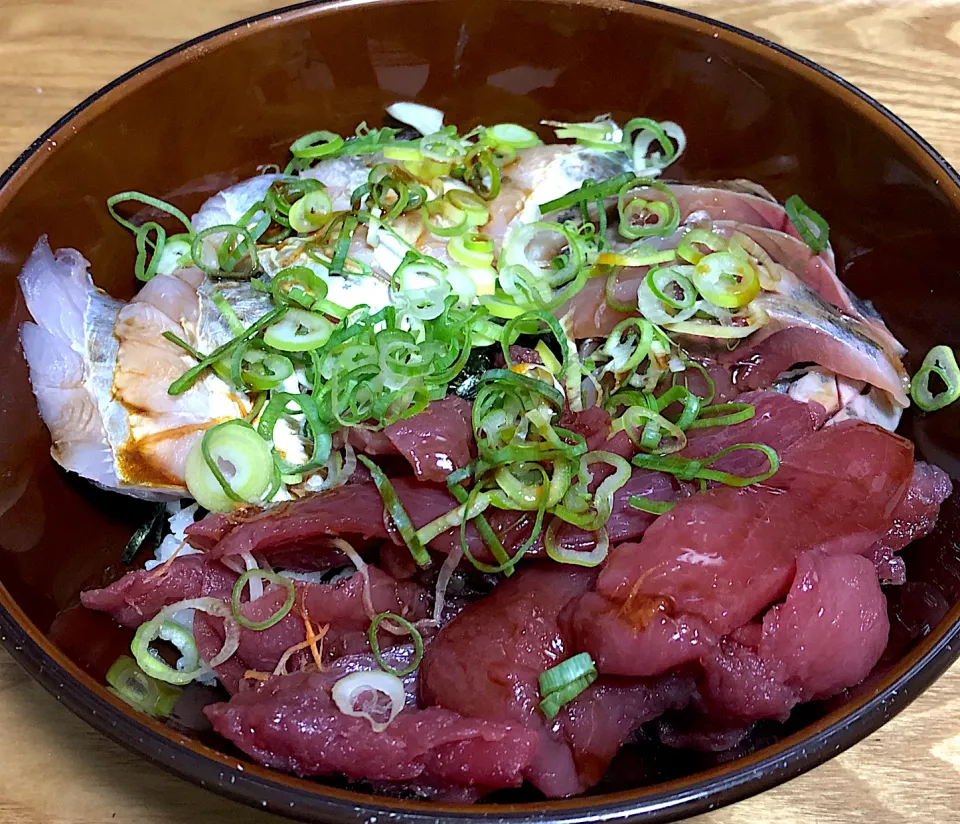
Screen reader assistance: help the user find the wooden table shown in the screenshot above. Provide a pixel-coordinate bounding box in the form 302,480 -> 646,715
1,1 -> 959,821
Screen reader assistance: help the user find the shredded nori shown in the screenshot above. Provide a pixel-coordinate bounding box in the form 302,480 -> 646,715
120,502 -> 166,566
449,345 -> 498,401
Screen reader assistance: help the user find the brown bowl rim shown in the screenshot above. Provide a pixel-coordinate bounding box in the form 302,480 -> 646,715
2,0 -> 960,821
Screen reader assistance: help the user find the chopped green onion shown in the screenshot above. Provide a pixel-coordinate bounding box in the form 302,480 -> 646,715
538,652 -> 597,719
687,402 -> 755,429
290,130 -> 345,161
628,496 -> 676,515
631,442 -> 780,487
488,123 -> 542,149
288,189 -> 333,233
234,347 -> 294,391
131,619 -> 201,686
331,669 -> 405,732
911,345 -> 960,412
617,179 -> 680,240
368,612 -> 424,677
785,194 -> 830,253
446,479 -> 517,576
677,228 -> 726,265
190,224 -> 259,279
446,189 -> 492,226
257,392 -> 332,475
130,597 -> 237,685
106,655 -> 181,718
538,171 -> 635,214
264,308 -> 334,352
329,215 -> 359,276
359,456 -> 430,567
185,419 -> 276,512
168,305 -> 286,395
210,289 -> 245,335
693,252 -> 761,308
231,569 -> 295,631
544,520 -> 609,567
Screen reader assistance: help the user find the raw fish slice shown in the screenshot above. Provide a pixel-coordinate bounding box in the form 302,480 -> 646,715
598,422 -> 912,634
204,669 -> 539,790
760,550 -> 889,701
19,239 -> 123,490
420,563 -> 596,796
711,220 -> 904,356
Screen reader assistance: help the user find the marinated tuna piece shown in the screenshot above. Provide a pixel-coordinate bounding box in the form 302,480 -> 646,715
195,566 -> 428,691
698,549 -> 889,726
559,674 -> 696,787
205,671 -> 539,790
760,550 -> 889,701
384,396 -> 475,482
564,591 -> 715,677
84,554 -> 427,692
599,422 -> 912,634
421,563 -> 690,795
570,423 -> 912,678
80,554 -> 235,626
421,564 -> 596,796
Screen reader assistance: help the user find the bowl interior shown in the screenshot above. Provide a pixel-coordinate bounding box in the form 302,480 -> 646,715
2,0 -> 960,819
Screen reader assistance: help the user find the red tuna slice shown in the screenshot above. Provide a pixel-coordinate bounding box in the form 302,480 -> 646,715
187,480 -> 454,561
698,637 -> 797,723
867,460 -> 952,556
384,396 -> 475,483
559,673 -> 695,787
188,476 -> 542,567
564,591 -> 715,677
420,563 -> 596,797
759,550 -> 889,701
204,670 -> 538,790
79,554 -> 236,626
862,460 -> 952,584
681,390 -> 825,478
184,483 -> 392,555
194,566 -> 427,692
559,405 -> 613,451
598,421 -> 913,637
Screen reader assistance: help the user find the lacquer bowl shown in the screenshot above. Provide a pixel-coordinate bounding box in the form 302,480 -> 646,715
1,0 -> 959,821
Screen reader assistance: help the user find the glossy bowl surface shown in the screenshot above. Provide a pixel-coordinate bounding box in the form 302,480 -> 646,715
2,0 -> 960,821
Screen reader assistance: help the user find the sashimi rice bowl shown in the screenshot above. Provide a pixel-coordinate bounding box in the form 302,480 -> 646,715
18,100 -> 959,802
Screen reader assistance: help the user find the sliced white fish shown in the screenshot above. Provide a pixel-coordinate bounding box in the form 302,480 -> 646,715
193,174 -> 283,232
19,238 -> 249,498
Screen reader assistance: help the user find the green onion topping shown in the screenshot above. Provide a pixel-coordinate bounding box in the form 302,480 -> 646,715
911,345 -> 960,412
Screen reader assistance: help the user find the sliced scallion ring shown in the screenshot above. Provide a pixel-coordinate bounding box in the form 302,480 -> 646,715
132,619 -> 201,686
264,307 -> 334,351
185,419 -> 275,512
488,123 -> 542,149
288,189 -> 333,233
331,670 -> 406,733
358,456 -> 430,567
290,130 -> 345,160
911,345 -> 960,412
231,569 -> 296,631
693,252 -> 761,309
106,655 -> 181,718
368,612 -> 424,677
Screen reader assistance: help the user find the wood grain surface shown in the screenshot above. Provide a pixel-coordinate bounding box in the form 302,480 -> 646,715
2,1 -> 960,821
